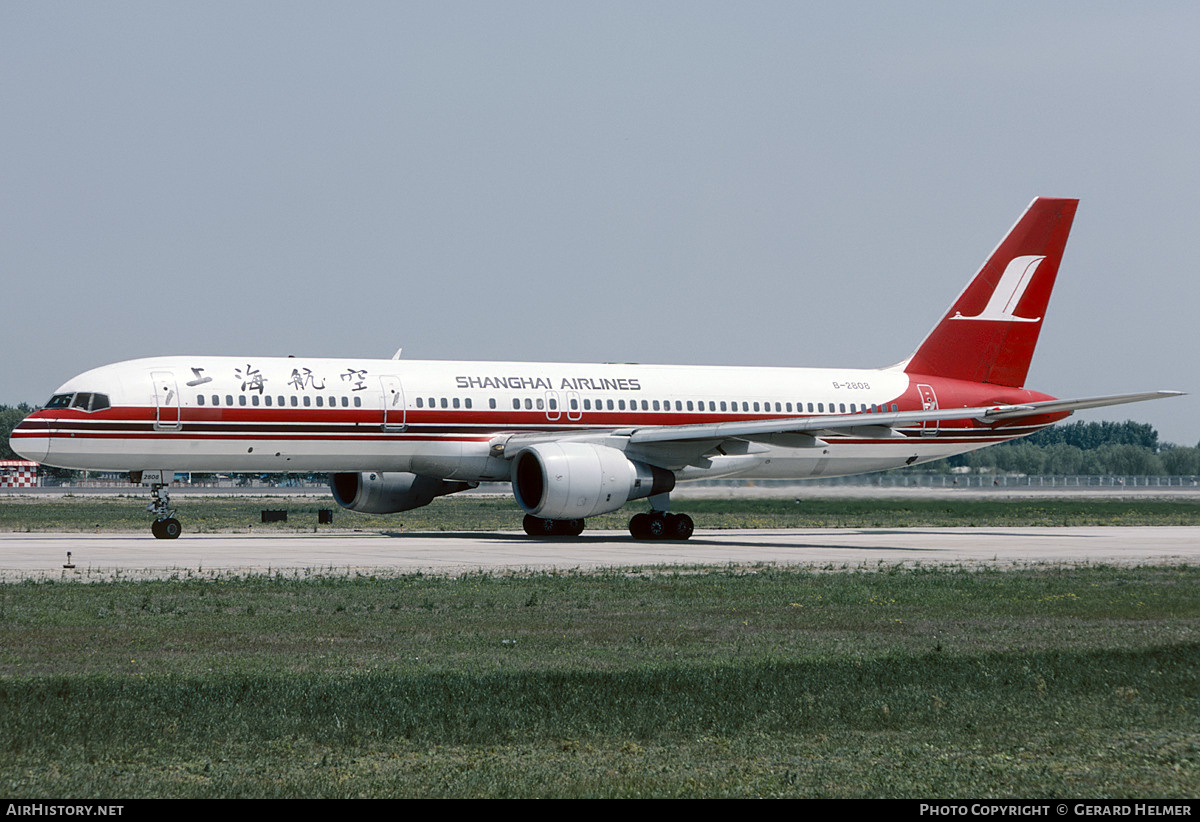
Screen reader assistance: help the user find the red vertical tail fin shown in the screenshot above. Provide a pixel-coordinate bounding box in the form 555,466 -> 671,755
904,197 -> 1078,387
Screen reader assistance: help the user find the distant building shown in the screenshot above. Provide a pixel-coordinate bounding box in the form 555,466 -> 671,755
0,460 -> 40,488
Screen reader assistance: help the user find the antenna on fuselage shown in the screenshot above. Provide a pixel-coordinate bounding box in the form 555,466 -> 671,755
392,348 -> 403,359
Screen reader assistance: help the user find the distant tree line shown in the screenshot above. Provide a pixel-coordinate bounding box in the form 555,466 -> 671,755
0,404 -> 34,461
944,420 -> 1200,476
1021,420 -> 1159,450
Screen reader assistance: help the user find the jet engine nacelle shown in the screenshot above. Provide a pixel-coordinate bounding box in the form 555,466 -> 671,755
511,442 -> 675,520
330,471 -> 473,514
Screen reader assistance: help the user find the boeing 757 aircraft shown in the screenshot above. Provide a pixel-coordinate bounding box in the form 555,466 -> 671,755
9,198 -> 1182,539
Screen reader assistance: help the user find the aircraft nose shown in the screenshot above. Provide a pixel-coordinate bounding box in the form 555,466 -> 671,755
8,415 -> 50,463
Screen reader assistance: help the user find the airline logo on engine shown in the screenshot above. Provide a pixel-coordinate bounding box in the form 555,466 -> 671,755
455,375 -> 642,391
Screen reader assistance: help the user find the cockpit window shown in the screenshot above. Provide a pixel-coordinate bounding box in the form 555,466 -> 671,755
45,392 -> 111,412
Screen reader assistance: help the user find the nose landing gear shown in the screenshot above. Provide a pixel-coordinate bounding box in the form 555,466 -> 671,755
133,472 -> 182,539
150,514 -> 182,539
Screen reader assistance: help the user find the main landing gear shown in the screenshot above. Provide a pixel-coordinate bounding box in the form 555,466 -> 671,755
521,493 -> 696,541
146,481 -> 182,540
629,491 -> 694,540
523,514 -> 585,537
521,511 -> 694,540
629,511 -> 694,541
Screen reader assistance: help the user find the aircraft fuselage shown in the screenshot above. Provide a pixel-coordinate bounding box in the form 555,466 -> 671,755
12,355 -> 1061,479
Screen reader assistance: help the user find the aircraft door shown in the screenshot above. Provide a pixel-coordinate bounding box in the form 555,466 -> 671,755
151,371 -> 181,431
544,390 -> 561,422
381,376 -> 406,432
917,384 -> 938,436
565,390 -> 582,421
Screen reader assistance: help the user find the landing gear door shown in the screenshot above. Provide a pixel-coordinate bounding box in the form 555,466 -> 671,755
917,384 -> 938,436
151,371 -> 181,431
381,376 -> 406,432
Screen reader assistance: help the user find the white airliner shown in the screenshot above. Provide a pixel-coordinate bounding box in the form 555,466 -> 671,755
9,198 -> 1181,539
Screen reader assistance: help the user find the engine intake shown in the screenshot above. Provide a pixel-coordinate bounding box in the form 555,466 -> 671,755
511,442 -> 674,520
330,471 -> 473,514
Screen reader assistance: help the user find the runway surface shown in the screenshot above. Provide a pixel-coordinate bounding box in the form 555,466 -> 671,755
2,527 -> 1198,581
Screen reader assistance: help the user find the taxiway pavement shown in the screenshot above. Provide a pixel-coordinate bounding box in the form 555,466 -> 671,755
2,527 -> 1197,581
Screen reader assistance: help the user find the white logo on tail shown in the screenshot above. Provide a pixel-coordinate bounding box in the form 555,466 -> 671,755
951,255 -> 1045,322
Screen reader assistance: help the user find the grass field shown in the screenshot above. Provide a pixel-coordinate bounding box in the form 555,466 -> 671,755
2,565 -> 1198,797
2,493 -> 1200,532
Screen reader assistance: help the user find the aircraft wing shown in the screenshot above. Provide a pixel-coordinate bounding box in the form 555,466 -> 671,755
624,390 -> 1185,442
974,391 -> 1185,420
490,390 -> 1183,467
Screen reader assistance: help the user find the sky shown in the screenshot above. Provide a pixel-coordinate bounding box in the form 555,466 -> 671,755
2,2 -> 1196,444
